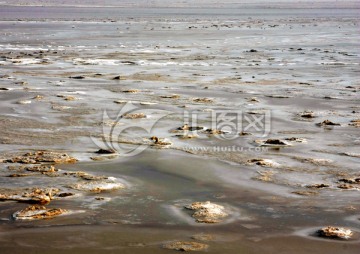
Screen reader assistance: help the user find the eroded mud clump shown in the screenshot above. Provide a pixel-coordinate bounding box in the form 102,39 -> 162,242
316,120 -> 341,126
12,205 -> 67,220
185,201 -> 228,223
338,177 -> 360,184
317,226 -> 353,240
8,165 -> 58,174
299,111 -> 315,118
173,124 -> 205,132
193,98 -> 213,103
255,139 -> 291,147
68,181 -> 125,193
349,119 -> 360,127
122,113 -> 147,119
0,188 -> 59,204
247,158 -> 280,167
4,151 -> 77,164
150,136 -> 172,146
306,183 -> 330,189
163,241 -> 209,251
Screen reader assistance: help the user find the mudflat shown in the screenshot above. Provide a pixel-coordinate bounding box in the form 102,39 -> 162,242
0,2 -> 359,253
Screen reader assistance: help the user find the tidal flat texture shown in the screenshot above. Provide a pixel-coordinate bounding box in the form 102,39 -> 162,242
0,1 -> 359,253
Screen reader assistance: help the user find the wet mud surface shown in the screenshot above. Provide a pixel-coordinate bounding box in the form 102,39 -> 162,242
0,3 -> 359,254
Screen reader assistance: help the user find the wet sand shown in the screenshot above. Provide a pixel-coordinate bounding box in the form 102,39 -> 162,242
0,3 -> 359,253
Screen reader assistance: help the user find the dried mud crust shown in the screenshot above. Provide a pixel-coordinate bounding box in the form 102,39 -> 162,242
3,151 -> 77,164
0,187 -> 59,204
185,201 -> 228,224
12,205 -> 68,220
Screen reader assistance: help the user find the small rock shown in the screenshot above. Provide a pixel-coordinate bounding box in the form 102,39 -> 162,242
306,183 -> 330,189
239,131 -> 252,136
69,76 -> 85,79
95,148 -> 116,154
255,139 -> 291,147
122,89 -> 139,93
316,120 -> 341,126
284,137 -> 307,143
299,111 -> 315,118
185,201 -> 228,224
338,178 -> 360,184
163,241 -> 209,251
193,98 -> 213,103
160,94 -> 180,99
150,136 -> 172,146
317,226 -> 353,240
57,192 -> 75,198
247,159 -> 280,168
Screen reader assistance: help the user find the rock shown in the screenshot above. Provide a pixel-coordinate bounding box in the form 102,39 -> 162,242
247,159 -> 280,168
193,98 -> 213,103
185,201 -> 228,224
175,134 -> 198,139
264,139 -> 288,145
122,89 -> 139,93
57,95 -> 78,101
12,205 -> 68,220
284,137 -> 307,143
317,226 -> 353,240
0,87 -> 10,90
203,128 -> 227,135
160,94 -> 180,99
122,113 -> 147,119
247,97 -> 260,102
150,136 -> 172,146
95,148 -> 116,154
69,75 -> 85,79
338,178 -> 360,184
255,139 -> 291,147
239,131 -> 252,136
174,124 -> 205,132
4,151 -> 77,164
112,75 -> 121,80
163,241 -> 209,251
299,111 -> 315,118
57,192 -> 75,198
306,183 -> 330,189
316,120 -> 341,126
